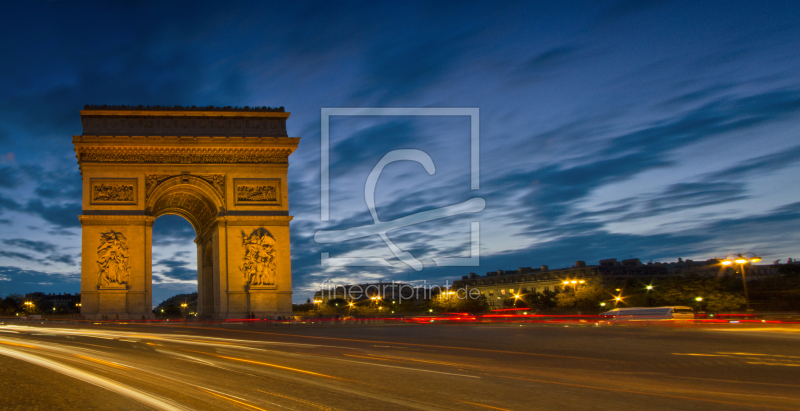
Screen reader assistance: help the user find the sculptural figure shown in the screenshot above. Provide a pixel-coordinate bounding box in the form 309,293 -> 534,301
240,228 -> 277,286
97,231 -> 130,287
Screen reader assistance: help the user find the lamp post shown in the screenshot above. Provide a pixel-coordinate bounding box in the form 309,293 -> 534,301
721,253 -> 761,312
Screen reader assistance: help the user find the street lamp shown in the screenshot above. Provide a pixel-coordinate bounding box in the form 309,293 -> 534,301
721,253 -> 761,312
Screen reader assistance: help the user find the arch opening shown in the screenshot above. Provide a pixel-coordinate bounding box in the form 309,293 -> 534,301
151,214 -> 199,316
147,176 -> 223,236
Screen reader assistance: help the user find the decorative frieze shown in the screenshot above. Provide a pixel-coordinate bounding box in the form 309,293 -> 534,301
90,178 -> 137,205
234,178 -> 281,206
79,152 -> 288,164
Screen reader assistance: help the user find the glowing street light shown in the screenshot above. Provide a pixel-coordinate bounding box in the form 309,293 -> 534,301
695,297 -> 703,302
720,253 -> 760,311
646,285 -> 653,290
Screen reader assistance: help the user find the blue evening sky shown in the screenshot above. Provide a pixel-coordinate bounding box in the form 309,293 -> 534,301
1,1 -> 799,305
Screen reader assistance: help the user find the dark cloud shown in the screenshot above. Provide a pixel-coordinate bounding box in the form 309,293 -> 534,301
0,266 -> 80,295
152,214 -> 196,245
2,238 -> 57,254
0,166 -> 21,188
0,239 -> 76,266
614,182 -> 749,221
360,30 -> 480,103
601,89 -> 800,158
23,200 -> 81,228
0,193 -> 21,212
328,119 -> 421,175
32,168 -> 82,200
518,45 -> 586,78
49,253 -> 77,266
657,83 -> 733,108
703,144 -> 800,182
153,258 -> 196,282
0,251 -> 37,263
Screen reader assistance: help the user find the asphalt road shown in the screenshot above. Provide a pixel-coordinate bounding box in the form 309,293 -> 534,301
1,321 -> 799,410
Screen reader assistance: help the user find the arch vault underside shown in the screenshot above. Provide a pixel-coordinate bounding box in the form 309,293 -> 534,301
75,105 -> 299,320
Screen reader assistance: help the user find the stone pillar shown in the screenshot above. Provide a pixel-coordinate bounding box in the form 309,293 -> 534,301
221,216 -> 293,319
78,215 -> 154,320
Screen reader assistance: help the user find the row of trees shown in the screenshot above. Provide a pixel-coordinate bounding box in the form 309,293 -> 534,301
153,292 -> 197,318
501,274 -> 790,313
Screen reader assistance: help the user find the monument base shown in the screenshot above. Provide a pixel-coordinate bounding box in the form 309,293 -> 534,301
81,289 -> 155,320
246,287 -> 292,319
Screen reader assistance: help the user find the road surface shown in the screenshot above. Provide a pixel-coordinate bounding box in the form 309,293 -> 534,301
1,321 -> 799,410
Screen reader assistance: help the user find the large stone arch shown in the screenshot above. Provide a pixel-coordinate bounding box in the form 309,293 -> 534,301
146,175 -> 224,234
74,105 -> 299,320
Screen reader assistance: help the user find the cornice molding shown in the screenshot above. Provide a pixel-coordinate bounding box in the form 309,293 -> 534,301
75,146 -> 293,165
82,104 -> 286,113
79,215 -> 155,226
73,135 -> 300,146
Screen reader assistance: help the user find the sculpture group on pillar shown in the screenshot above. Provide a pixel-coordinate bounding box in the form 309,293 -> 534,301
97,231 -> 130,288
241,228 -> 277,287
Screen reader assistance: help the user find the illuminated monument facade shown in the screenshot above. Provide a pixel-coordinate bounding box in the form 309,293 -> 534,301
73,105 -> 300,319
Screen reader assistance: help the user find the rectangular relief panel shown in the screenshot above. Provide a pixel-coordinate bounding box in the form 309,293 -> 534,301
90,178 -> 138,205
234,178 -> 281,206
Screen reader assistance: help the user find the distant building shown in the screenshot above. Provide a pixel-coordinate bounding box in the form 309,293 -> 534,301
313,282 -> 435,305
452,262 -> 597,308
24,292 -> 81,309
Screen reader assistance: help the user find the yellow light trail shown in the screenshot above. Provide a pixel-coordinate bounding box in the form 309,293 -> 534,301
198,388 -> 274,411
257,389 -> 340,411
173,347 -> 353,382
456,400 -> 516,411
166,325 -> 615,362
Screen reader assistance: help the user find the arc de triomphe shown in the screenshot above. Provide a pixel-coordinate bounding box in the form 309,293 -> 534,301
73,105 -> 300,320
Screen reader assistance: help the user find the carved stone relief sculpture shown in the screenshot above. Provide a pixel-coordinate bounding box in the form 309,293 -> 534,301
93,183 -> 134,202
90,178 -> 137,205
240,228 -> 277,287
233,179 -> 281,205
97,231 -> 130,288
237,185 -> 277,202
